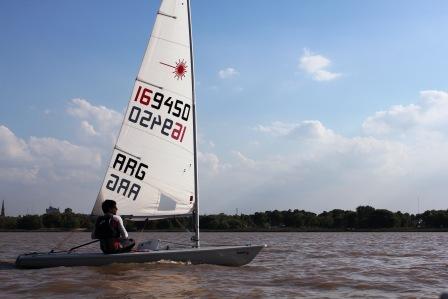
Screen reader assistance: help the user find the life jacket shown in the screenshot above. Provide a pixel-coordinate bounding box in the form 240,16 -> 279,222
94,214 -> 120,239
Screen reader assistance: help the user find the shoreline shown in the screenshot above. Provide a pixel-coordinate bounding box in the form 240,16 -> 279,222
2,228 -> 448,233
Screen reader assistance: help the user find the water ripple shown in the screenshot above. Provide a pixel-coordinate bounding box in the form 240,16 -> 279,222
1,232 -> 448,298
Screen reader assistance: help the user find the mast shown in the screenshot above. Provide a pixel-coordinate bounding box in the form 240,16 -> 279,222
187,0 -> 200,248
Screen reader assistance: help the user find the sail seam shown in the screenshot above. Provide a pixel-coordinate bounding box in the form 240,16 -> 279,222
135,78 -> 163,90
135,78 -> 192,100
114,146 -> 141,160
135,78 -> 192,101
157,11 -> 177,19
151,34 -> 189,48
160,87 -> 191,100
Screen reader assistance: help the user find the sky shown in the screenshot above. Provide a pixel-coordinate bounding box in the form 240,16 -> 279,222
1,0 -> 448,216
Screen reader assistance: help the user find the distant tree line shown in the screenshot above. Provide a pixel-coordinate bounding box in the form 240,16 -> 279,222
1,206 -> 448,231
0,208 -> 93,231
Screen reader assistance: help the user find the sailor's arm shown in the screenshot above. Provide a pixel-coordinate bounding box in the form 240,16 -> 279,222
91,220 -> 97,239
113,215 -> 129,239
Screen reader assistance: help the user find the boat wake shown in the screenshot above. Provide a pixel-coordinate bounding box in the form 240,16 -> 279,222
152,259 -> 191,265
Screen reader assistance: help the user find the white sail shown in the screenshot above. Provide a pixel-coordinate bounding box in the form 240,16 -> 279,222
92,0 -> 196,219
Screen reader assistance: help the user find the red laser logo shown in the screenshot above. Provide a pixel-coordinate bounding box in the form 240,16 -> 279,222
160,59 -> 188,80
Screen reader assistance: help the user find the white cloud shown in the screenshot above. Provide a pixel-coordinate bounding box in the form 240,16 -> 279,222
67,98 -> 122,143
299,49 -> 341,81
28,137 -> 101,169
0,124 -> 105,214
4,90 -> 448,215
0,125 -> 31,161
198,151 -> 221,175
314,70 -> 341,81
0,123 -> 105,216
0,99 -> 122,215
218,67 -> 239,79
362,104 -> 421,135
256,120 -> 335,140
199,90 -> 448,214
81,120 -> 98,136
232,151 -> 256,168
0,167 -> 39,182
256,121 -> 298,136
0,126 -> 102,182
201,127 -> 412,213
362,90 -> 448,136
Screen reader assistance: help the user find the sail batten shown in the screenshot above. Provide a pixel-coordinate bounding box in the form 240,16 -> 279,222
151,35 -> 189,47
114,146 -> 141,160
157,11 -> 177,19
135,78 -> 163,90
92,0 -> 196,219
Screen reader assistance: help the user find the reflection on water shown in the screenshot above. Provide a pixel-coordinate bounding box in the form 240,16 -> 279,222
1,232 -> 448,298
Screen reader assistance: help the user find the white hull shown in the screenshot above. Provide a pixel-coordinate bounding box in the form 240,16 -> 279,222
16,245 -> 266,269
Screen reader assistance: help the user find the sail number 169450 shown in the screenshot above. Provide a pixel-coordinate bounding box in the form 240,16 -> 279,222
134,85 -> 191,121
129,85 -> 190,143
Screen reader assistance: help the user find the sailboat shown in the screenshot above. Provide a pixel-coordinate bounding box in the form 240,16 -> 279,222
15,0 -> 265,269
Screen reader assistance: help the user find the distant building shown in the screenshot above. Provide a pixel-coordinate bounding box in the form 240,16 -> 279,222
46,206 -> 60,214
1,200 -> 4,217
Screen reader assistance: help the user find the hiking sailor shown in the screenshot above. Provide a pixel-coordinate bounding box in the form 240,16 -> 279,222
92,199 -> 135,254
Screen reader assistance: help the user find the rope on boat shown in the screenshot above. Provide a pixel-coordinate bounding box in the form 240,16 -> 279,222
51,230 -> 76,251
67,239 -> 100,252
46,239 -> 100,254
174,217 -> 191,233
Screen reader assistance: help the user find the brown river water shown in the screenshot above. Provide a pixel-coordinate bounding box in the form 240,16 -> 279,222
1,232 -> 448,298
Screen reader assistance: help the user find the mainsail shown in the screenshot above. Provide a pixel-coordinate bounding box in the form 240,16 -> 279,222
92,0 -> 196,219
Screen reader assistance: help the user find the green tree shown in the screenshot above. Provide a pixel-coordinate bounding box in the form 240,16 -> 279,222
0,216 -> 17,229
17,215 -> 42,230
252,212 -> 269,228
371,209 -> 396,228
42,213 -> 62,228
61,209 -> 80,229
267,210 -> 283,227
318,211 -> 334,228
420,210 -> 448,228
356,206 -> 376,228
345,211 -> 357,229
